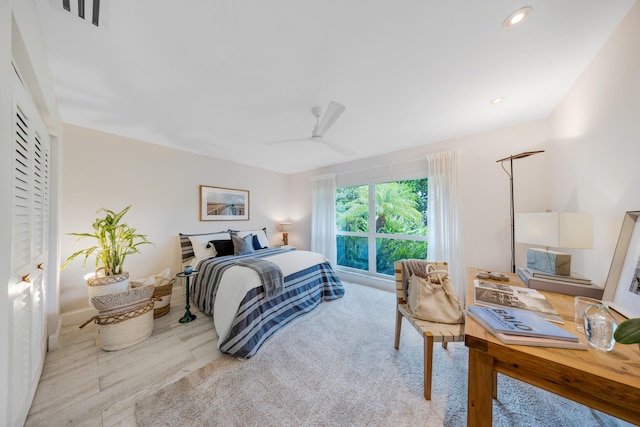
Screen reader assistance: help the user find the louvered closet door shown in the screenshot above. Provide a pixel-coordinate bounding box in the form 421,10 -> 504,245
9,69 -> 50,427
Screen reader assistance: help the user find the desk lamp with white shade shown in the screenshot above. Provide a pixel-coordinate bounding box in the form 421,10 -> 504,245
515,212 -> 593,276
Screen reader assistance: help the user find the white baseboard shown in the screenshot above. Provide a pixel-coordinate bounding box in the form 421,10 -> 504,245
337,270 -> 394,293
60,306 -> 98,327
47,316 -> 63,351
48,306 -> 98,351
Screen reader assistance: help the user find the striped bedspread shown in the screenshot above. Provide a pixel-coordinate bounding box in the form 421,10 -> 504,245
192,249 -> 288,314
191,249 -> 344,358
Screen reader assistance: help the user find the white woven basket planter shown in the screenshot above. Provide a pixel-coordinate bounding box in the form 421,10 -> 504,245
82,285 -> 156,351
86,268 -> 130,303
97,302 -> 154,351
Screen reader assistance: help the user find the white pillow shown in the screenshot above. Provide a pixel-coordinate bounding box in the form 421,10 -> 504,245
188,234 -> 229,260
131,276 -> 156,288
235,229 -> 269,248
131,267 -> 172,288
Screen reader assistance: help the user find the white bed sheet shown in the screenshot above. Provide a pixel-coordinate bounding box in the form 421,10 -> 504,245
211,250 -> 329,343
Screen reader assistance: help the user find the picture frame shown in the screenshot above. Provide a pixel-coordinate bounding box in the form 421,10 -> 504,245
199,185 -> 249,221
603,210 -> 640,318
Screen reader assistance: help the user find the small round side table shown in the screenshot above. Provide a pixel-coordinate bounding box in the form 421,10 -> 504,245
176,271 -> 198,323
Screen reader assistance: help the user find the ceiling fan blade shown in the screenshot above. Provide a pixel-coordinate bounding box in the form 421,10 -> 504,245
313,101 -> 345,137
265,137 -> 311,145
315,137 -> 354,157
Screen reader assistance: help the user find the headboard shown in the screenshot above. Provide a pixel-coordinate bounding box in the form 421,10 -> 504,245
179,227 -> 269,263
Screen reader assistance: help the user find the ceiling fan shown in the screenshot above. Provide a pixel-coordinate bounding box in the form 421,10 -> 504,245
266,101 -> 354,156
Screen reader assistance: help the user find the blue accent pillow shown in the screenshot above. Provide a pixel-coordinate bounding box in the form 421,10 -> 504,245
232,234 -> 255,256
252,234 -> 264,250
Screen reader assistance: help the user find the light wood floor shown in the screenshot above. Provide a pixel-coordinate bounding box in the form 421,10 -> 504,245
25,284 -> 222,426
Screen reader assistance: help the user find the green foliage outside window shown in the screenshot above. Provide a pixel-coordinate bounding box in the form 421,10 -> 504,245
337,235 -> 368,271
374,181 -> 427,234
336,178 -> 428,275
336,185 -> 368,232
376,238 -> 427,275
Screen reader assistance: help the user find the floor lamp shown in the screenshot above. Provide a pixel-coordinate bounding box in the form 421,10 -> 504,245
496,150 -> 544,273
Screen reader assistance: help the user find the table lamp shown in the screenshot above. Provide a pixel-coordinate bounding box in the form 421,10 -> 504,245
515,212 -> 593,276
279,222 -> 292,246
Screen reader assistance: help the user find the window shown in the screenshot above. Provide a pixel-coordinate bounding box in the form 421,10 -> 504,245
336,178 -> 428,276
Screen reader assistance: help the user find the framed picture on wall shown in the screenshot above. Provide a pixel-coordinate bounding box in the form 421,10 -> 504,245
603,210 -> 640,318
200,185 -> 249,221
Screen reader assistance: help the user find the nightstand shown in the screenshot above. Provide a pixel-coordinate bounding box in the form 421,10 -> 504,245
176,271 -> 198,323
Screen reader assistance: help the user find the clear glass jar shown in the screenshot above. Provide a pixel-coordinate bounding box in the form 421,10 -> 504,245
583,304 -> 618,351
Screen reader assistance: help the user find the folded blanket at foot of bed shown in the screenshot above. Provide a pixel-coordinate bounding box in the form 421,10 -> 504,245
235,258 -> 283,299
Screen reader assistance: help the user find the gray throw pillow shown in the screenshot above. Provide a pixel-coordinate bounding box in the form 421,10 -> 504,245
232,234 -> 255,256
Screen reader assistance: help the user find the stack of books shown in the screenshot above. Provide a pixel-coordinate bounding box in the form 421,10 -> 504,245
474,279 -> 563,323
467,306 -> 587,350
517,266 -> 604,299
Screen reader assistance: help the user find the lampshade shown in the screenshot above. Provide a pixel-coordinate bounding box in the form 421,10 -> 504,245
515,212 -> 593,249
279,222 -> 292,232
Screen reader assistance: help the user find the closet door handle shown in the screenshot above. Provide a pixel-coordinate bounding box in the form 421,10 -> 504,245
38,262 -> 44,270
22,273 -> 31,283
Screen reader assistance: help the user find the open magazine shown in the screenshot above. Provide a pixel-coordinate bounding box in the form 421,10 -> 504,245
473,280 -> 563,324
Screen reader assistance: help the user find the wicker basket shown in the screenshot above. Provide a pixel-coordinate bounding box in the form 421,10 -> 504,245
86,268 -> 130,303
81,285 -> 156,351
96,301 -> 154,351
153,278 -> 174,318
131,276 -> 175,318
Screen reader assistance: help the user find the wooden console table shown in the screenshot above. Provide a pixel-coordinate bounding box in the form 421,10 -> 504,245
465,268 -> 640,426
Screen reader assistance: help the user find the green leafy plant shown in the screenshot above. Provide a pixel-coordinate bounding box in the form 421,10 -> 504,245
61,206 -> 153,275
614,318 -> 640,344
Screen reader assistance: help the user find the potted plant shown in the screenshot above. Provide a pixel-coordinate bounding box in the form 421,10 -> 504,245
62,206 -> 153,300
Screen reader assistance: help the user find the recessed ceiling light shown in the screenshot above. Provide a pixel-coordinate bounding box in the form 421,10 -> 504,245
503,6 -> 533,29
490,97 -> 505,105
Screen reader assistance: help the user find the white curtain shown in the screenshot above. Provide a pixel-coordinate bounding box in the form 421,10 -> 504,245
311,173 -> 337,266
427,151 -> 466,305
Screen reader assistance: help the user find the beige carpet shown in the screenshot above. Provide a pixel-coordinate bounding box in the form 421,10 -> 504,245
136,282 -> 620,427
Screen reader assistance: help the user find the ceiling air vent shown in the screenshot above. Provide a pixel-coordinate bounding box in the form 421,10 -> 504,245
51,0 -> 110,29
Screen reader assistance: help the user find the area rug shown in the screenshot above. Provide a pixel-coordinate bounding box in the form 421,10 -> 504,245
136,282 -> 618,427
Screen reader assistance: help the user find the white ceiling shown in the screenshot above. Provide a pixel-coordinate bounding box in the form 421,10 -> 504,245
35,0 -> 636,174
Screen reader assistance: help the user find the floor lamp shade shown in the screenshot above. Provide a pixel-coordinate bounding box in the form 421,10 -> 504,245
515,212 -> 593,276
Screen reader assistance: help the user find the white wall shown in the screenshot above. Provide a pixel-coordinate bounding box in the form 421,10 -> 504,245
60,124 -> 290,312
548,1 -> 640,287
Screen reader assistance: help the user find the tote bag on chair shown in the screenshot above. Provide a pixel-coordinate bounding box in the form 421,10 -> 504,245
408,264 -> 464,324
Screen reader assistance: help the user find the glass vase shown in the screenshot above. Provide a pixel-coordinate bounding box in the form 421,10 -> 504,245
583,304 -> 618,351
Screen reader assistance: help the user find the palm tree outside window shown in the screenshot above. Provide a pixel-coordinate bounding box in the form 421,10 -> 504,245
336,178 -> 428,276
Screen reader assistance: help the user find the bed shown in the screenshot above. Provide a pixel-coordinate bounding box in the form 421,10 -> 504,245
179,229 -> 344,358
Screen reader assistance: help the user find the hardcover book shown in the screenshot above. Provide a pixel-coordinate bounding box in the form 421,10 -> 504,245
518,268 -> 604,299
524,266 -> 592,284
473,280 -> 563,323
466,306 -> 578,341
466,306 -> 587,350
488,332 -> 588,349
